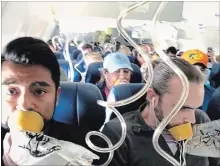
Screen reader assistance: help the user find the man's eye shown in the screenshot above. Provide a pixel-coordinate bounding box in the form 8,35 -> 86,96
115,70 -> 120,73
7,88 -> 18,96
34,90 -> 46,96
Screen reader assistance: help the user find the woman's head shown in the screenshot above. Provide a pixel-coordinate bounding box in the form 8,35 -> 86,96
84,52 -> 103,69
118,45 -> 132,56
103,53 -> 133,89
103,43 -> 115,53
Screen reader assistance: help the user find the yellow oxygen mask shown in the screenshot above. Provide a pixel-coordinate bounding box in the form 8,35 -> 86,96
8,110 -> 44,133
113,79 -> 120,86
168,123 -> 193,141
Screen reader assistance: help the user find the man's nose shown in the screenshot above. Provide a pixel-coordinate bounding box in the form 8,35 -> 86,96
17,92 -> 34,111
184,110 -> 196,124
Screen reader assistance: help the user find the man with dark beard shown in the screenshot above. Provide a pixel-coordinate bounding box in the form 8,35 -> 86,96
93,58 -> 220,166
1,37 -> 91,165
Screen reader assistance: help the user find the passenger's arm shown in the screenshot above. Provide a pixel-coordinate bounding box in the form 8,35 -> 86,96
92,123 -> 129,166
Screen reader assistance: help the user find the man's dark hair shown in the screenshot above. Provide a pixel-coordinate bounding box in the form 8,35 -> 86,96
81,43 -> 93,51
167,46 -> 178,55
1,37 -> 60,90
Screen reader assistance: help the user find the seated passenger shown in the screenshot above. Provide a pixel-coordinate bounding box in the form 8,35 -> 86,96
102,42 -> 115,57
118,45 -> 132,56
96,52 -> 133,101
1,37 -> 93,165
93,58 -> 219,166
47,39 -> 68,81
81,43 -> 93,55
181,49 -> 216,112
81,52 -> 103,82
84,52 -> 103,71
135,45 -> 159,80
139,38 -> 155,52
166,46 -> 178,58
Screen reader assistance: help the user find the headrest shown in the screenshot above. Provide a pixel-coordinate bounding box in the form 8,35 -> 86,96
69,45 -> 77,54
107,83 -> 145,120
127,55 -> 136,64
54,82 -> 105,130
58,60 -> 81,82
58,60 -> 69,77
85,62 -> 142,84
54,51 -> 65,60
85,62 -> 103,84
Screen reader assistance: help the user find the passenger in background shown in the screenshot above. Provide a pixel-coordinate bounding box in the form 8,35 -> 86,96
166,46 -> 178,58
207,47 -> 218,68
135,44 -> 151,67
47,39 -> 57,52
81,43 -> 93,55
47,39 -> 68,81
102,42 -> 115,57
139,38 -> 155,52
83,52 -> 103,71
116,41 -> 121,51
181,49 -> 216,112
1,37 -> 93,166
118,45 -> 132,56
96,52 -> 133,101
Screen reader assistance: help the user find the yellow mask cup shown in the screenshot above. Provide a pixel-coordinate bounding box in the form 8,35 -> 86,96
8,110 -> 44,133
168,123 -> 193,141
113,79 -> 120,86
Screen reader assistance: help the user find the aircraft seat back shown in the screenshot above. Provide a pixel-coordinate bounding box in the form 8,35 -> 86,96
107,83 -> 145,120
54,82 -> 105,130
54,51 -> 65,60
58,60 -> 81,82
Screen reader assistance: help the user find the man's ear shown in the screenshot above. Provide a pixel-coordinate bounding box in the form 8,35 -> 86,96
102,69 -> 108,78
146,88 -> 159,106
56,87 -> 61,106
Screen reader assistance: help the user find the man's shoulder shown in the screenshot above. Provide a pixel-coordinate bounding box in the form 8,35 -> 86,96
195,109 -> 210,124
103,111 -> 137,134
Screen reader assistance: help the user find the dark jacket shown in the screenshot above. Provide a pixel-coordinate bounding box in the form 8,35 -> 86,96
96,81 -> 107,101
1,119 -> 92,166
93,104 -> 220,166
206,87 -> 220,121
202,83 -> 216,111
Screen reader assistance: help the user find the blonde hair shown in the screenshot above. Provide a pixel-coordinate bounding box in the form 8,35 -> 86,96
118,45 -> 132,56
84,52 -> 103,67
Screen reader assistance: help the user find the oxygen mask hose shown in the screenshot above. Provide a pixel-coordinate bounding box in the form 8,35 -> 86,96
85,2 -> 153,166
